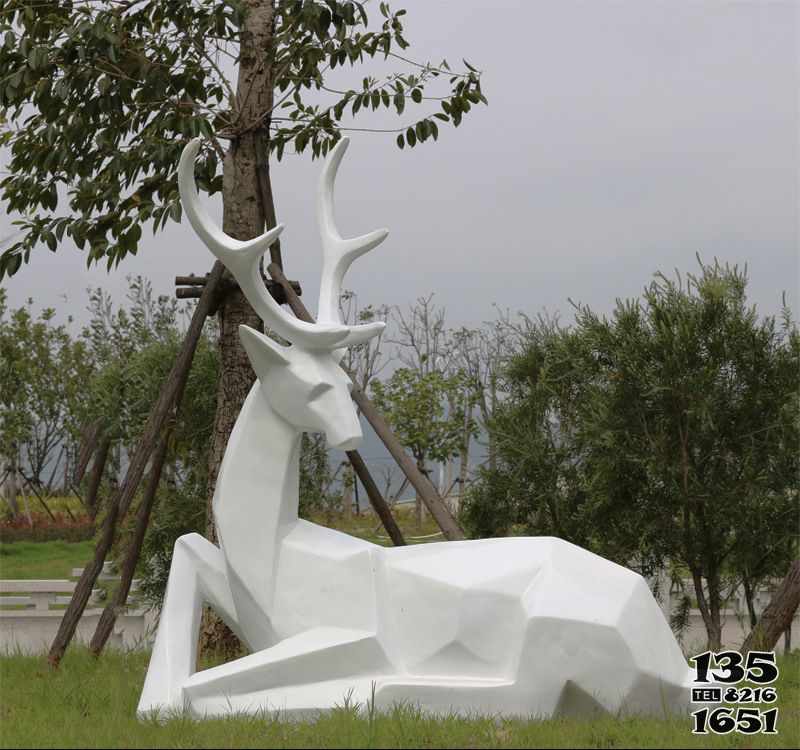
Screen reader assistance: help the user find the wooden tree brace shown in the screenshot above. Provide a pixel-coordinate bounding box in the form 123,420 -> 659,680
175,273 -> 301,307
73,421 -> 103,485
90,433 -> 172,657
46,261 -> 224,668
85,435 -> 111,522
346,449 -> 406,546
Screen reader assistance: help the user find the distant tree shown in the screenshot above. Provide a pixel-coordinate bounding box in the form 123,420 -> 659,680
450,307 -> 520,491
463,260 -> 799,651
371,366 -> 477,527
0,290 -> 91,509
339,290 -> 390,393
381,295 -> 479,523
82,277 -> 201,480
460,313 -> 599,549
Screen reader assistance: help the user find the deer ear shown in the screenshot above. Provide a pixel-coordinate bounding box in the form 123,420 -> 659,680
239,325 -> 291,379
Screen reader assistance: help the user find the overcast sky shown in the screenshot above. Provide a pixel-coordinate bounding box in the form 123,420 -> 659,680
3,0 -> 798,334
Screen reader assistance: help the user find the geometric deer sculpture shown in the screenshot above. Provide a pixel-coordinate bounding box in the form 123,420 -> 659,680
137,137 -> 695,720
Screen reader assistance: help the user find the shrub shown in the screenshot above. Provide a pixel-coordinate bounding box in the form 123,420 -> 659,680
0,512 -> 94,542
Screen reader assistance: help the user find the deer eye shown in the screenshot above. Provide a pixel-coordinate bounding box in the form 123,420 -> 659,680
308,382 -> 334,401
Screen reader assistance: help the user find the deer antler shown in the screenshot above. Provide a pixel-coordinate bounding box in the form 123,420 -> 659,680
179,139 -> 353,349
316,137 -> 388,347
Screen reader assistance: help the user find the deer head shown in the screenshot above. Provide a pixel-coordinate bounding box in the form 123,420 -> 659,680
178,137 -> 388,450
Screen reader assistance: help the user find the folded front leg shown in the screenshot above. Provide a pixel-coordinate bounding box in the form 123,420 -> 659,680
183,626 -> 395,718
137,533 -> 243,719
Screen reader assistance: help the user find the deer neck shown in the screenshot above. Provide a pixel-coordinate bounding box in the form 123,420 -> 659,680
212,381 -> 300,606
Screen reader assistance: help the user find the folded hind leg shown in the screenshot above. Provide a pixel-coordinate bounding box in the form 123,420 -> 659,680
137,533 -> 243,718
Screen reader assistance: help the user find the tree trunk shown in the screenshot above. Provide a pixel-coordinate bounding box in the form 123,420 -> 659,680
415,456 -> 427,530
342,463 -> 353,520
18,483 -> 33,527
6,441 -> 19,517
485,379 -> 498,473
691,569 -> 722,652
86,436 -> 110,522
742,576 -> 759,629
740,553 -> 800,656
706,573 -> 723,652
198,0 -> 277,660
457,401 -> 472,502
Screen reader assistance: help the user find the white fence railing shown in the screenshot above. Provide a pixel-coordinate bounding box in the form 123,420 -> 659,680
0,577 -> 156,656
1,570 -> 796,657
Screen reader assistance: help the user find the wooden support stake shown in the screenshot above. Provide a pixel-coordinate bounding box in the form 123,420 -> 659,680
176,277 -> 301,301
16,470 -> 57,522
46,261 -> 224,668
175,274 -> 209,286
267,262 -> 464,541
253,131 -> 282,270
346,450 -> 406,546
85,436 -> 111,523
89,435 -> 171,657
74,421 -> 103,485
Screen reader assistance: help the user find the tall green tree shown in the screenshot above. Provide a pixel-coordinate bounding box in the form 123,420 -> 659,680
463,261 -> 799,651
82,276 -> 218,488
2,0 -> 485,651
0,289 -> 92,507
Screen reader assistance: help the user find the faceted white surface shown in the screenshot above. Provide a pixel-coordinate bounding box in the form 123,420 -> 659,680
138,138 -> 694,720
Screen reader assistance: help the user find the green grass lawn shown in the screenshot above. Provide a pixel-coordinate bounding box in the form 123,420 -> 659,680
1,520 -> 798,748
313,505 -> 448,547
0,509 -> 442,582
0,539 -> 94,579
0,649 -> 797,749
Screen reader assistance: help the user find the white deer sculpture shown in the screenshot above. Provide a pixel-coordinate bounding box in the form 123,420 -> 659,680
138,137 -> 694,720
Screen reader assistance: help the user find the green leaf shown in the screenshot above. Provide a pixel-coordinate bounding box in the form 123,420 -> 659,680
43,230 -> 57,251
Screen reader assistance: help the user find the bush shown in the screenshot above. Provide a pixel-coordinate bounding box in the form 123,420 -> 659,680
0,512 -> 94,542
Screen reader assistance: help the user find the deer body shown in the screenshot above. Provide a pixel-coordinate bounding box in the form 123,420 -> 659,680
137,138 -> 694,720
